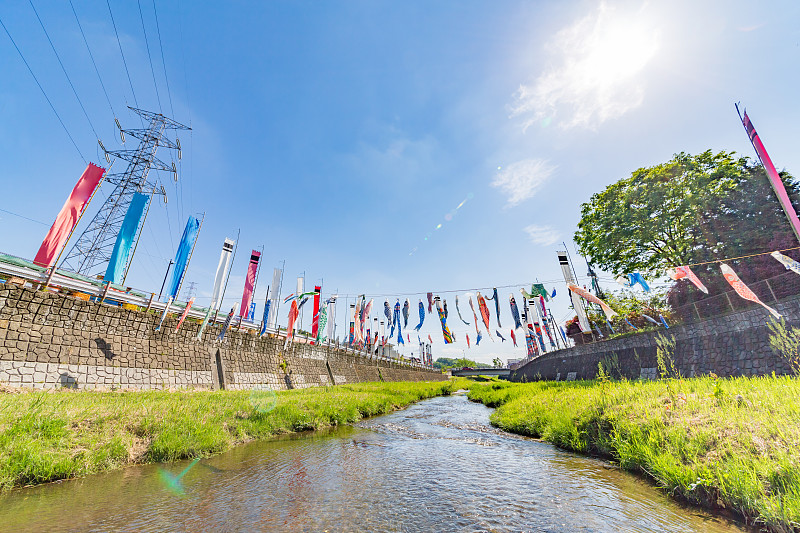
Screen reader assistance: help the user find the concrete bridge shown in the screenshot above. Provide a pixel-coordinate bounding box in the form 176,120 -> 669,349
451,368 -> 511,378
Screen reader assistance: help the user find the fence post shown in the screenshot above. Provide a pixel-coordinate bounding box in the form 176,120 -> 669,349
765,279 -> 778,303
724,293 -> 735,313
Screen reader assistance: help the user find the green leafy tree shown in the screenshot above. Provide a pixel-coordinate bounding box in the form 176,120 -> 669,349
492,357 -> 503,368
575,150 -> 800,275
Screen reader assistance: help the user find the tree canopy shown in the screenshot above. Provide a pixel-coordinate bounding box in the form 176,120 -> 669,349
575,151 -> 800,288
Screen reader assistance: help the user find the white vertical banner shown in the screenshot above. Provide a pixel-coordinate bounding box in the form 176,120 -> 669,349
556,250 -> 591,333
296,276 -> 304,334
267,267 -> 282,328
327,295 -> 337,342
210,238 -> 235,310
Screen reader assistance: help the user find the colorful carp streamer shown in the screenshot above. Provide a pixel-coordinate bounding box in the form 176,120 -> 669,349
155,296 -> 173,332
532,283 -> 549,301
434,296 -> 454,343
567,283 -> 617,319
641,314 -> 661,326
284,300 -> 299,348
476,292 -> 494,342
402,299 -> 410,328
454,295 -> 470,325
384,301 -> 392,327
468,296 -> 482,340
510,328 -> 517,347
218,304 -> 238,342
427,292 -> 433,314
443,299 -> 448,319
667,266 -> 709,294
393,300 -> 404,344
363,298 -> 373,328
720,263 -> 781,318
659,315 -> 669,329
509,295 -> 522,329
353,299 -> 363,344
616,273 -> 651,292
495,330 -> 506,342
175,298 -> 195,332
414,301 -> 425,331
466,333 -> 470,348
316,306 -> 328,343
428,334 -> 433,345
485,288 -> 501,327
551,288 -> 557,298
771,251 -> 800,276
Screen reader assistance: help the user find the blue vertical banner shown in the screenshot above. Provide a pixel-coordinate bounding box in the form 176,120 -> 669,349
165,216 -> 200,300
104,192 -> 149,284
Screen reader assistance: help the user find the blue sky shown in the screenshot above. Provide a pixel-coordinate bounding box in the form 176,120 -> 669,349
1,0 -> 799,363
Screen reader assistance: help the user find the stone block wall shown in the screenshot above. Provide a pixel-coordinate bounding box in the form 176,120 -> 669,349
511,295 -> 800,382
0,284 -> 445,390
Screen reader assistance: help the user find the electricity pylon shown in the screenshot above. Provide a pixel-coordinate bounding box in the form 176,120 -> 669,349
61,107 -> 190,279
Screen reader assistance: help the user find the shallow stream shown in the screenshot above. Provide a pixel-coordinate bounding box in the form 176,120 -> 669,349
0,392 -> 746,532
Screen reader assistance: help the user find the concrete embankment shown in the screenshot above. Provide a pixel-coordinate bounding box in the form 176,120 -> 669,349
0,284 -> 444,391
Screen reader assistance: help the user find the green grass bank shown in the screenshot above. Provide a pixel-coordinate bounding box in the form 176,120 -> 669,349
0,380 -> 462,492
468,376 -> 800,531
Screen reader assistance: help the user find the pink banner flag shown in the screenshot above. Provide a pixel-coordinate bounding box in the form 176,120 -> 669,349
667,266 -> 709,294
567,283 -> 617,319
34,163 -> 105,267
720,263 -> 781,319
239,250 -> 261,317
175,297 -> 195,332
738,107 -> 800,241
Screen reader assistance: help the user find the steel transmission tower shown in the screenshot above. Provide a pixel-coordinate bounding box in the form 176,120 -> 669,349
61,107 -> 191,279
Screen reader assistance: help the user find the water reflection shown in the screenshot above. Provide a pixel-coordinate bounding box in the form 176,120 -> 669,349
0,394 -> 745,532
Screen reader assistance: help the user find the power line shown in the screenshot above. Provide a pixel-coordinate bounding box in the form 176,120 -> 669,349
29,0 -> 99,141
106,0 -> 138,109
137,0 -> 162,112
0,207 -> 48,226
0,15 -> 86,163
151,0 -> 174,118
68,0 -> 115,120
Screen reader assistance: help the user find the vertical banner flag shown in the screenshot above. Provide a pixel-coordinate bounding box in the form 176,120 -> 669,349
196,238 -> 235,340
259,286 -> 271,337
104,192 -> 149,284
720,263 -> 781,318
34,163 -> 105,267
165,216 -> 200,300
240,250 -> 261,317
175,297 -> 195,332
349,303 -> 355,344
311,285 -> 322,342
557,250 -> 592,332
738,105 -> 800,242
327,296 -> 337,342
268,268 -> 282,329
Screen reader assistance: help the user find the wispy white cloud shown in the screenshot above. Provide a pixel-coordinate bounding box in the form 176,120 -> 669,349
511,3 -> 659,130
491,159 -> 556,207
524,224 -> 561,246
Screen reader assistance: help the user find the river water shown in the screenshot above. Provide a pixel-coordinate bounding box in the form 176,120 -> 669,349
0,392 -> 746,532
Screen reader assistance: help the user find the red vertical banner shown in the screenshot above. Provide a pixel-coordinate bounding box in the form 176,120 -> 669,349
34,163 -> 105,267
239,250 -> 261,317
311,285 -> 321,343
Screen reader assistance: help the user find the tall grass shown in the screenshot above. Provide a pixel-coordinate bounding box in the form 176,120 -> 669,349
0,380 -> 456,491
468,376 -> 800,531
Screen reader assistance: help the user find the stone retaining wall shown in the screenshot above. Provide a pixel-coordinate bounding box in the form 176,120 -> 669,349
511,295 -> 800,382
0,284 -> 445,390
